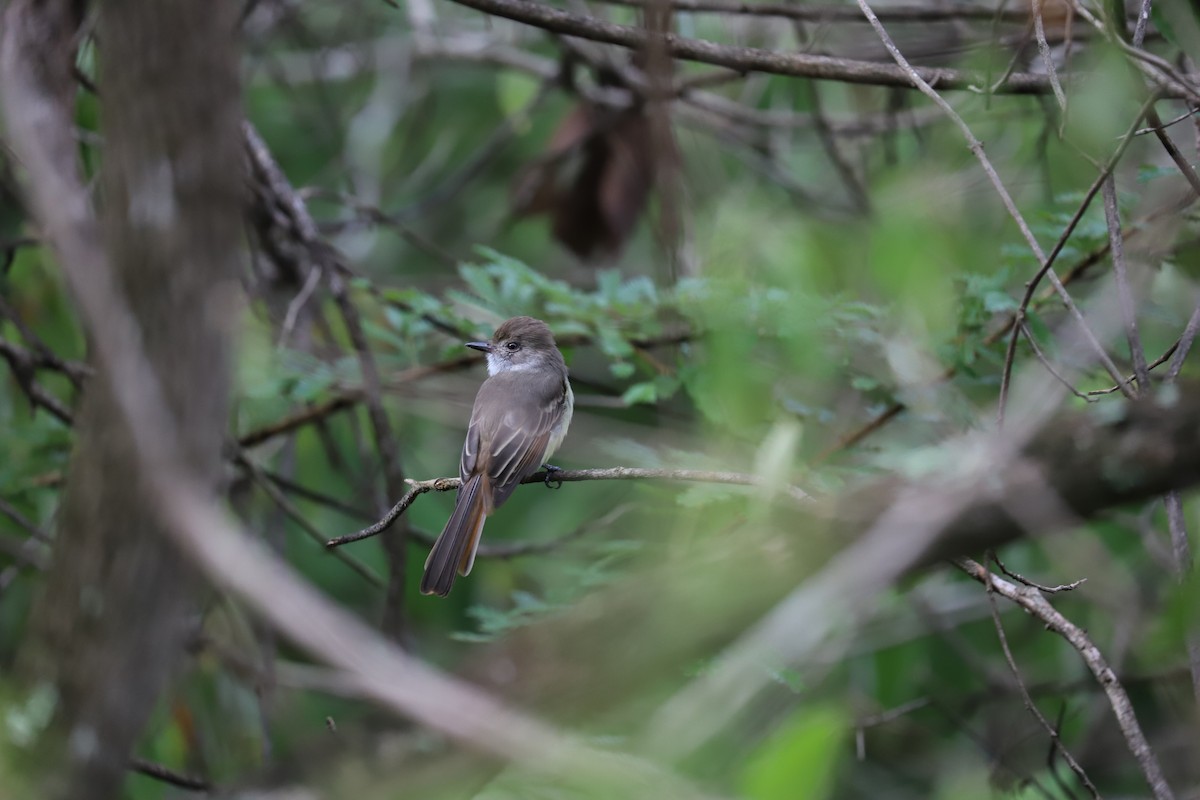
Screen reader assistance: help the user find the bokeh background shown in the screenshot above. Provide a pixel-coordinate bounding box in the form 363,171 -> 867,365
2,0 -> 1200,797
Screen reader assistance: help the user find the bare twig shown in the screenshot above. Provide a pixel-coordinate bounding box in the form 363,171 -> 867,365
0,494 -> 47,542
1144,107 -> 1200,198
957,558 -> 1176,800
594,0 -> 1093,23
820,196 -> 1185,460
851,0 -> 1128,425
983,568 -> 1100,798
997,92 -> 1161,415
0,337 -> 75,424
326,270 -> 411,637
1166,299 -> 1200,381
443,0 -> 1067,95
408,502 -> 635,559
238,454 -> 385,588
1134,107 -> 1199,135
238,390 -> 362,448
1133,0 -> 1153,45
1162,286 -> 1200,703
990,552 -> 1086,593
327,467 -> 814,548
802,81 -> 870,214
259,469 -> 376,522
1086,337 -> 1179,395
0,294 -> 90,386
128,759 -> 211,793
246,119 -> 413,636
1069,0 -> 1200,103
1019,323 -> 1093,401
1103,178 -> 1150,391
1032,0 -> 1067,112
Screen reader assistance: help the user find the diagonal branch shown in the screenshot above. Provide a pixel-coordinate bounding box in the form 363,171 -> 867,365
850,0 -> 1129,423
960,558 -> 1175,800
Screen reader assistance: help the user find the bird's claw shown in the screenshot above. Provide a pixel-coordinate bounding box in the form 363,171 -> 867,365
541,463 -> 563,489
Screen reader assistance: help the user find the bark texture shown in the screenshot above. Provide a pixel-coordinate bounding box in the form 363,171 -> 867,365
2,1 -> 243,797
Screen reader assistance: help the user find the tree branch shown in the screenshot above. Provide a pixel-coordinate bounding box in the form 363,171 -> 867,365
326,467 -> 814,548
442,0 -> 1067,95
959,558 -> 1176,800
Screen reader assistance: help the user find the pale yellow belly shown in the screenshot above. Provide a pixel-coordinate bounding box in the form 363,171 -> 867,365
542,382 -> 574,462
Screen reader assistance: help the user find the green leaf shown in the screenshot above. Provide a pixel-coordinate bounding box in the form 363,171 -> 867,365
621,381 -> 658,406
1139,163 -> 1181,183
982,290 -> 1018,314
741,705 -> 846,800
850,375 -> 879,392
495,73 -> 538,129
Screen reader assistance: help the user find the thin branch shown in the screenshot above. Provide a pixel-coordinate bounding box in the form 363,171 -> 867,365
1166,297 -> 1200,381
128,759 -> 211,793
851,0 -> 1129,425
1162,284 -> 1200,703
238,454 -> 385,588
820,195 -> 1184,460
1103,177 -> 1150,391
1086,337 -> 1178,396
260,469 -> 376,522
442,0 -> 1066,95
1019,323 -> 1093,402
1163,490 -> 1200,706
0,337 -> 75,424
593,0 -> 1093,23
802,80 -> 870,214
407,502 -> 635,559
957,558 -> 1176,800
983,569 -> 1100,799
0,494 -> 48,542
330,281 -> 410,637
1032,0 -> 1067,113
990,552 -> 1086,593
1144,107 -> 1200,198
327,467 -> 814,548
1133,0 -> 1153,45
238,390 -> 362,448
1134,107 -> 1199,135
247,119 -> 416,637
997,91 -> 1162,415
1069,0 -> 1200,103
0,294 -> 90,385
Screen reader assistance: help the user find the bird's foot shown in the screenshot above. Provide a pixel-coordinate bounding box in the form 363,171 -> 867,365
541,463 -> 563,489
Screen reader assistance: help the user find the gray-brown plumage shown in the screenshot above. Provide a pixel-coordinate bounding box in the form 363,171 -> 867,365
420,317 -> 574,597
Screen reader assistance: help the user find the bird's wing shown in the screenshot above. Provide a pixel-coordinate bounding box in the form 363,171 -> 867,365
462,369 -> 568,509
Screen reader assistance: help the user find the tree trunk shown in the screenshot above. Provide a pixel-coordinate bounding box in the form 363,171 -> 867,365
4,1 -> 244,797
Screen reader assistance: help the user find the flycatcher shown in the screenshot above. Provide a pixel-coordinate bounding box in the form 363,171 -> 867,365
420,316 -> 574,597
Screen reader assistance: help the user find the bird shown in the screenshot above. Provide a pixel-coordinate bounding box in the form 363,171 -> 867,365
420,316 -> 574,597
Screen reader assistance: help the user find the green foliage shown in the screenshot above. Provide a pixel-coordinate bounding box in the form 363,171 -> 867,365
6,8 -> 1200,798
741,706 -> 846,800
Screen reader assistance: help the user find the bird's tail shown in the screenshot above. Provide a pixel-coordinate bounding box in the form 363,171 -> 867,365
420,474 -> 490,597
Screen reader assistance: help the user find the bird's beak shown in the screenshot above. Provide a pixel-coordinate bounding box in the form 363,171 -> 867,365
465,341 -> 492,353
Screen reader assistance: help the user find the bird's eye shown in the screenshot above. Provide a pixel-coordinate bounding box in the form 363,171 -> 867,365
505,341 -> 520,351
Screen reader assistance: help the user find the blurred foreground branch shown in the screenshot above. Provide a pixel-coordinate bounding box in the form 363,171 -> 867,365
0,1 -> 243,798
